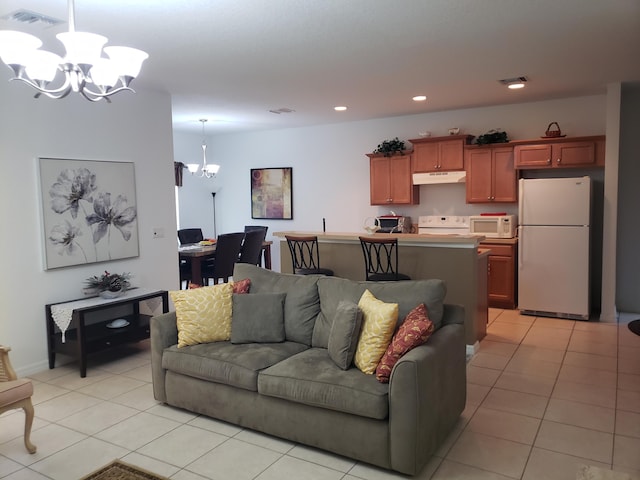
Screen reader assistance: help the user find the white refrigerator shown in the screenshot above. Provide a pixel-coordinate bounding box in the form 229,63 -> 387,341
518,176 -> 591,320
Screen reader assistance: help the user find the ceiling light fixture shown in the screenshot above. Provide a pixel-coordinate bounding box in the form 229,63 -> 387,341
0,0 -> 148,102
499,76 -> 528,90
187,119 -> 220,179
412,95 -> 427,101
334,106 -> 347,111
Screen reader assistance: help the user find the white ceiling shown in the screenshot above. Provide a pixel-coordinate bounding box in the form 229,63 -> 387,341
2,0 -> 640,135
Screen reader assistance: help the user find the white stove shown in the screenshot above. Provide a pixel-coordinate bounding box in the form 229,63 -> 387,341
418,215 -> 471,235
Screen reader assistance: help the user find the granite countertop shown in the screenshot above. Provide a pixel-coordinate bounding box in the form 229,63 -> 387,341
479,237 -> 519,245
273,231 -> 486,247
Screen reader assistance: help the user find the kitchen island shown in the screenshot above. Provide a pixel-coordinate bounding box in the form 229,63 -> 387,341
274,231 -> 488,350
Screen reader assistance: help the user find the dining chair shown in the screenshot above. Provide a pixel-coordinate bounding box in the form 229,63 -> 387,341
359,236 -> 411,281
244,225 -> 268,234
178,228 -> 204,245
238,228 -> 267,266
202,232 -> 245,284
0,346 -> 36,454
285,235 -> 334,276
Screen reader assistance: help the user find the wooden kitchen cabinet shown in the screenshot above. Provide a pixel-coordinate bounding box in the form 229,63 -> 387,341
409,135 -> 473,173
367,153 -> 419,205
481,241 -> 517,309
465,145 -> 517,203
513,136 -> 605,169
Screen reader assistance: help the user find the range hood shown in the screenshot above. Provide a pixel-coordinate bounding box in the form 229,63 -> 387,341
412,171 -> 466,185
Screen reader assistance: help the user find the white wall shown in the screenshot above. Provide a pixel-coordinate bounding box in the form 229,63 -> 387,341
175,95 -> 606,272
0,81 -> 178,374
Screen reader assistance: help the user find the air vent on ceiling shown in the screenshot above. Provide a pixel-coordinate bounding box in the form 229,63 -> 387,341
268,107 -> 296,114
3,9 -> 64,27
498,76 -> 528,86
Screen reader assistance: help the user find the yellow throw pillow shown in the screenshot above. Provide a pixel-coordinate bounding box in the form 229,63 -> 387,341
354,289 -> 399,374
169,283 -> 234,347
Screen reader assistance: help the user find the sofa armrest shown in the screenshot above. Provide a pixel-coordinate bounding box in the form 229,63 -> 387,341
387,305 -> 466,475
150,311 -> 178,403
442,303 -> 465,326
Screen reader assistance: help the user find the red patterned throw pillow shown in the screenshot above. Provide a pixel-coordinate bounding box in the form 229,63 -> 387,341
232,278 -> 251,294
375,303 -> 435,383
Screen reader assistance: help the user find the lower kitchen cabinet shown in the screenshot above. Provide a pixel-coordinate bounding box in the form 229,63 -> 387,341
482,241 -> 517,309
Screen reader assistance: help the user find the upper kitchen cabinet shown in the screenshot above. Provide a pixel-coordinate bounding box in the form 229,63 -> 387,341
513,136 -> 605,169
367,153 -> 419,205
409,135 -> 474,173
465,145 -> 517,203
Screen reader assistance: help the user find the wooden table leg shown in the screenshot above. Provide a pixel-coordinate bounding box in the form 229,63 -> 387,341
191,258 -> 203,286
263,244 -> 272,270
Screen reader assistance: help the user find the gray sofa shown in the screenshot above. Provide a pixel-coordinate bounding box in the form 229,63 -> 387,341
151,263 -> 466,475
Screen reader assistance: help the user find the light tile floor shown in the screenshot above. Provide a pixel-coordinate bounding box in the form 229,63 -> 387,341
1,310 -> 639,479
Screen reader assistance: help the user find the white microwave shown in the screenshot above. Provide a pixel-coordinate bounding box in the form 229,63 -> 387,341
469,215 -> 517,238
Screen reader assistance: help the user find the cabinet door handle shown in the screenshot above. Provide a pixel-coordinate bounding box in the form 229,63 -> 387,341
547,158 -> 551,164
556,158 -> 561,163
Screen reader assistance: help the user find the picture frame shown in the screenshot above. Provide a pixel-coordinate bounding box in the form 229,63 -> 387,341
38,157 -> 140,270
250,167 -> 293,220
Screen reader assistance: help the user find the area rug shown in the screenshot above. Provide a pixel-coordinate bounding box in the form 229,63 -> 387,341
628,319 -> 640,336
577,464 -> 640,479
79,460 -> 169,480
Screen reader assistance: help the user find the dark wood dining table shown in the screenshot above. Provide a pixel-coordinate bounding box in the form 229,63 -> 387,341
178,241 -> 272,285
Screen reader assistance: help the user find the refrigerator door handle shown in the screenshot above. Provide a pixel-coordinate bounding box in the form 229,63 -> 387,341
518,226 -> 523,266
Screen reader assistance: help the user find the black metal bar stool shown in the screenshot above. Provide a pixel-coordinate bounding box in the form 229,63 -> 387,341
359,236 -> 411,281
285,235 -> 334,276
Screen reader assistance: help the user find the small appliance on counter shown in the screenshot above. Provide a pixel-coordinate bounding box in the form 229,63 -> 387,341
469,214 -> 517,238
375,215 -> 412,233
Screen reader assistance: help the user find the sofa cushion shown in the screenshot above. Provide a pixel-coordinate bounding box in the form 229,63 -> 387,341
169,283 -> 234,347
354,290 -> 398,374
233,264 -> 320,345
312,276 -> 446,348
258,348 -> 389,420
375,303 -> 435,383
327,301 -> 363,370
162,341 -> 308,391
231,293 -> 286,344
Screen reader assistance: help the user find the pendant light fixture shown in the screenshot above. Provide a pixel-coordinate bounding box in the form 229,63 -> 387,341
187,119 -> 220,178
0,0 -> 148,102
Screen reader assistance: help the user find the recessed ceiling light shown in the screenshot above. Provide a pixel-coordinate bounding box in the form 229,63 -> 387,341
412,95 -> 427,101
498,76 -> 528,89
334,106 -> 347,111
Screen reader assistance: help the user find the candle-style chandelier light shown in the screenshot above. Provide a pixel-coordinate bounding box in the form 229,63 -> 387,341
0,0 -> 148,102
187,119 -> 221,178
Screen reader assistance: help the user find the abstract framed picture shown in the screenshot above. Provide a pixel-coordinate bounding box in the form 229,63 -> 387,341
250,167 -> 293,220
38,157 -> 140,270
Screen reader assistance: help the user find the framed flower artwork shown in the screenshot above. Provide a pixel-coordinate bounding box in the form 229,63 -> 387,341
38,158 -> 140,270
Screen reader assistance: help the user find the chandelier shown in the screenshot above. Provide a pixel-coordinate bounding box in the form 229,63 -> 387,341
0,0 -> 148,102
187,119 -> 221,178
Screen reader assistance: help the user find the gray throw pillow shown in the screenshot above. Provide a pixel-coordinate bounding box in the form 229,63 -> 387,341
327,301 -> 363,370
231,292 -> 286,344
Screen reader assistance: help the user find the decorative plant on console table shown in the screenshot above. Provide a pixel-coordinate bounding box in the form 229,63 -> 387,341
373,137 -> 406,157
84,271 -> 131,298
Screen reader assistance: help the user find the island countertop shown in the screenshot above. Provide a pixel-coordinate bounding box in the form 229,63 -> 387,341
273,231 -> 486,247
274,230 -> 489,349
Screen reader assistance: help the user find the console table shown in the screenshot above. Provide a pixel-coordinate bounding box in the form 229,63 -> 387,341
45,288 -> 169,377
